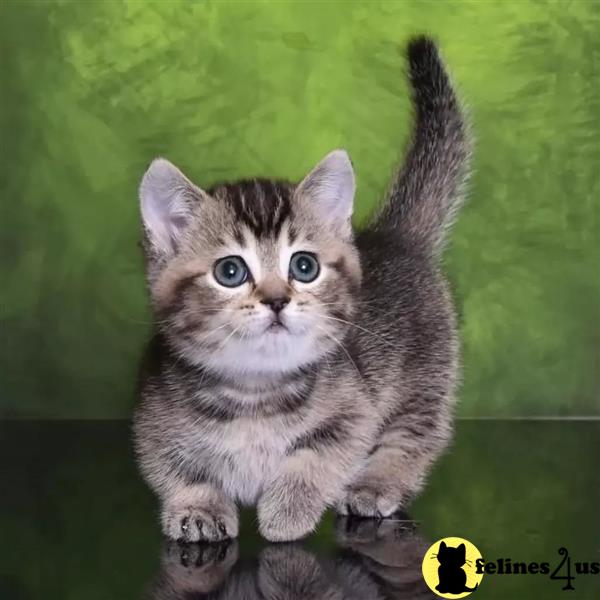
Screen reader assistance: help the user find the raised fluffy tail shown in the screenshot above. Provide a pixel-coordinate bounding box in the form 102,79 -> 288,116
374,36 -> 471,255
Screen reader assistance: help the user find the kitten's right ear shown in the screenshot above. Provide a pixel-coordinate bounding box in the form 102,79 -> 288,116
440,541 -> 447,550
139,158 -> 202,256
295,149 -> 355,237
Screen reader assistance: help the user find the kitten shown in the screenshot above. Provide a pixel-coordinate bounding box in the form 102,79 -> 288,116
133,36 -> 471,543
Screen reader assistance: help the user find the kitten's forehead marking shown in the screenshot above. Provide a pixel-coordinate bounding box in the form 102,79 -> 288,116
214,178 -> 292,240
206,179 -> 333,288
277,222 -> 293,278
240,227 -> 263,281
256,231 -> 286,281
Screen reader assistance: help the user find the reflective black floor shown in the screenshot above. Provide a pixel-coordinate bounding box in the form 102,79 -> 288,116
0,421 -> 598,599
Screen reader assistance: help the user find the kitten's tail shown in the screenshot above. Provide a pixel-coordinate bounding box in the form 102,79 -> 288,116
374,36 -> 472,256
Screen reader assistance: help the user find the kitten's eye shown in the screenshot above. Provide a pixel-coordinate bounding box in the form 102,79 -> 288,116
289,252 -> 320,283
213,256 -> 249,288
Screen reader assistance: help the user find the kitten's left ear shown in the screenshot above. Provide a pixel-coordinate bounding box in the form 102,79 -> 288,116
296,149 -> 356,236
139,158 -> 204,257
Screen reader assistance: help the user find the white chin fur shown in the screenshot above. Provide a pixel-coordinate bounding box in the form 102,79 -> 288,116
201,330 -> 321,376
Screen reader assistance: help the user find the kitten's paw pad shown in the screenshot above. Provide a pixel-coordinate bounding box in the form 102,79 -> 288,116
338,486 -> 400,518
257,479 -> 326,542
162,505 -> 239,543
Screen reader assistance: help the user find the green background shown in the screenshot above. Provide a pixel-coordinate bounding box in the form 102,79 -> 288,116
1,0 -> 598,418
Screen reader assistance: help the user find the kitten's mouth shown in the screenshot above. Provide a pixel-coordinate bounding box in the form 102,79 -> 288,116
265,319 -> 288,333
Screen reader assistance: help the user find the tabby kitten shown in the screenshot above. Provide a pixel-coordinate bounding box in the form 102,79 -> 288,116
133,36 -> 470,542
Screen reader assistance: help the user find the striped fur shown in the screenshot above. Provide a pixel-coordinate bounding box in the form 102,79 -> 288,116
134,36 -> 471,542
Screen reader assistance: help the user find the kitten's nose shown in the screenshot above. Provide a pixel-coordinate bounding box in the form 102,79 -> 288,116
260,296 -> 290,313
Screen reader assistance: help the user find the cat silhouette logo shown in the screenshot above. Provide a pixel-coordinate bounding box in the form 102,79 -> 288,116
422,537 -> 484,598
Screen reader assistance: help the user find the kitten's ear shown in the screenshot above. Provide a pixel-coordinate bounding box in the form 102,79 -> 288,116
458,543 -> 466,557
296,149 -> 355,236
440,541 -> 447,550
139,158 -> 203,256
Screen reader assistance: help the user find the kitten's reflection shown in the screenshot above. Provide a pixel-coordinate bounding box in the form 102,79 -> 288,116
149,515 -> 434,599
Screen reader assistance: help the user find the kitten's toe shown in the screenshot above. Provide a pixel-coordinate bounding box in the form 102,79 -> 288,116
338,485 -> 400,518
162,504 -> 239,542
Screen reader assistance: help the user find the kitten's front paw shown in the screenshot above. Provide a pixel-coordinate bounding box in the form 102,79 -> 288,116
336,481 -> 402,518
257,476 -> 326,542
161,502 -> 239,543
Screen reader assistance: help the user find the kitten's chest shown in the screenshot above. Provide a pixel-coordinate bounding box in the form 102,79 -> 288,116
208,419 -> 293,505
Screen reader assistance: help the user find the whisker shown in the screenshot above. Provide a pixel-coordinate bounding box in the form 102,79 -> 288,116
118,316 -> 169,326
217,324 -> 242,352
193,322 -> 232,345
175,322 -> 236,373
315,324 -> 363,381
118,308 -> 239,327
314,299 -> 380,307
317,313 -> 396,349
304,292 -> 379,308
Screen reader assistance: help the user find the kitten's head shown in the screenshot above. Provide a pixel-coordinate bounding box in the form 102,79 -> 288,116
139,150 -> 361,377
437,542 -> 466,567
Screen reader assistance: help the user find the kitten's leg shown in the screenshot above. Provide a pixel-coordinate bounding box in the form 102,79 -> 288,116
257,416 -> 374,542
338,401 -> 451,517
160,482 -> 239,542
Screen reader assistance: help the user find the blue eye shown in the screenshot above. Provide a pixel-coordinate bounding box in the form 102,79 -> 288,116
289,252 -> 320,283
213,256 -> 249,287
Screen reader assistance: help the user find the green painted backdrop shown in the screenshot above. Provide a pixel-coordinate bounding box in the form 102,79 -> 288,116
1,0 -> 598,418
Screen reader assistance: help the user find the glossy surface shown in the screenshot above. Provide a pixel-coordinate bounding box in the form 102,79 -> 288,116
1,420 -> 598,598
